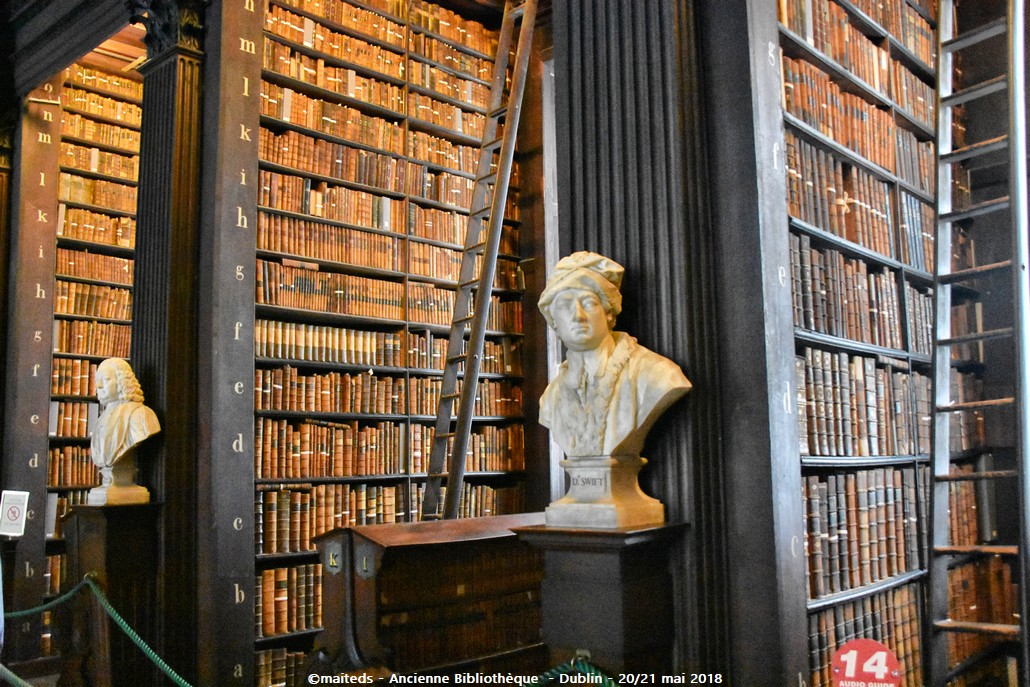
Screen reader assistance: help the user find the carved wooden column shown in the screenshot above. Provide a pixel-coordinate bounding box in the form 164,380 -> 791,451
130,1 -> 205,682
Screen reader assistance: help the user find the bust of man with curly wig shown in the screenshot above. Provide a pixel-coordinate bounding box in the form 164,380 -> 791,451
91,357 -> 161,471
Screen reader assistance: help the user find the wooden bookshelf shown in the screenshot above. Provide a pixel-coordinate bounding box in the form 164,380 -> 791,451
777,0 -> 939,683
203,0 -> 533,681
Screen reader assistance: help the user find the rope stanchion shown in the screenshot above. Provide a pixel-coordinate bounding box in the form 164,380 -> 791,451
536,651 -> 618,687
2,574 -> 193,687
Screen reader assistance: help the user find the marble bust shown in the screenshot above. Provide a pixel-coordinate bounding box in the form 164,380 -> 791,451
88,358 -> 160,505
538,252 -> 691,528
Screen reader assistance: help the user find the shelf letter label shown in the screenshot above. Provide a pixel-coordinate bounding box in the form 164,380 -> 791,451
242,78 -> 250,98
234,583 -> 245,603
30,415 -> 39,425
37,210 -> 47,223
244,0 -> 255,11
239,125 -> 251,142
24,561 -> 34,578
233,517 -> 243,531
36,283 -> 45,299
239,38 -> 256,54
29,453 -> 39,469
236,265 -> 245,281
236,206 -> 248,229
37,132 -> 51,144
38,172 -> 45,187
234,381 -> 245,395
234,665 -> 243,679
42,110 -> 53,123
240,168 -> 247,185
34,331 -> 42,342
234,322 -> 243,341
232,433 -> 244,453
31,364 -> 40,377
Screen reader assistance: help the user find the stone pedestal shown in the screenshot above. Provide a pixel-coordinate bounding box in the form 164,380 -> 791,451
546,456 -> 664,529
515,523 -> 685,674
88,453 -> 149,506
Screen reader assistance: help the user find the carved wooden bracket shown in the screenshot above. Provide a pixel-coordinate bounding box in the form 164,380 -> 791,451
130,0 -> 205,57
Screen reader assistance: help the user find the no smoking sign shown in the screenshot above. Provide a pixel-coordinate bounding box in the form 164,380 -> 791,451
0,491 -> 30,537
831,639 -> 902,687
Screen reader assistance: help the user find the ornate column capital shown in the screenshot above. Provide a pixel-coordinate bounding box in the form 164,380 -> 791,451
130,0 -> 206,57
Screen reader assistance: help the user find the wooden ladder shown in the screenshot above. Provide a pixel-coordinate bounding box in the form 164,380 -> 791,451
929,0 -> 1030,682
420,0 -> 538,521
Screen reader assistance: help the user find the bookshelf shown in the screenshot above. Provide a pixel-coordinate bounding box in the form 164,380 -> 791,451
777,0 -> 939,682
45,65 -> 143,631
240,0 -> 530,681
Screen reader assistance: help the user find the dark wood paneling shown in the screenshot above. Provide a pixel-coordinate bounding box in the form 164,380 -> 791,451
551,0 -> 728,672
696,0 -> 807,683
133,37 -> 204,684
1,77 -> 63,661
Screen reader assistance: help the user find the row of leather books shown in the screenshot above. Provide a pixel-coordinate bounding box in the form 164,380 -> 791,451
52,319 -> 131,358
255,365 -> 407,414
255,318 -> 406,366
410,423 -> 526,473
60,141 -> 139,182
905,283 -> 933,356
259,170 -> 403,230
265,6 -> 405,80
409,242 -> 521,289
408,91 -> 485,138
406,283 -> 524,330
785,132 -> 895,257
408,0 -> 499,55
948,556 -> 1018,666
781,55 -> 896,171
255,564 -> 324,639
58,205 -> 136,248
409,204 -> 521,245
408,377 -> 524,417
803,465 -> 927,599
409,59 -> 491,110
255,483 -> 400,555
949,370 -> 986,453
895,127 -> 935,195
65,63 -> 142,100
897,191 -> 934,273
256,258 -> 404,319
50,357 -> 98,397
259,127 -> 405,193
273,0 -> 405,49
408,331 -> 521,375
413,482 -> 524,520
53,280 -> 132,321
795,347 -> 931,458
408,32 -> 492,83
59,172 -> 138,213
789,232 -> 905,349
887,0 -> 936,68
47,400 -> 98,439
61,87 -> 142,127
261,82 -> 405,156
254,648 -> 306,687
779,0 -> 890,96
55,247 -> 133,286
257,211 -> 403,271
60,112 -> 140,153
807,582 -> 922,687
263,41 -> 404,113
890,60 -> 935,129
254,418 -> 406,479
48,445 -> 100,488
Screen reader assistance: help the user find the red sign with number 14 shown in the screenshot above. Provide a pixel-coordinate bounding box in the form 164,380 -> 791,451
831,639 -> 901,687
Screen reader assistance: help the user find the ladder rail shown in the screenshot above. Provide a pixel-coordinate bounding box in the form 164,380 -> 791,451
1007,0 -> 1030,676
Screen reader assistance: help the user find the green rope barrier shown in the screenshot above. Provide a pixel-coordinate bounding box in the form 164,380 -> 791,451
2,574 -> 192,687
3,575 -> 93,619
0,661 -> 36,687
81,576 -> 193,687
536,653 -> 618,687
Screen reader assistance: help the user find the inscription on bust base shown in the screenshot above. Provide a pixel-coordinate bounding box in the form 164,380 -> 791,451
545,456 -> 664,529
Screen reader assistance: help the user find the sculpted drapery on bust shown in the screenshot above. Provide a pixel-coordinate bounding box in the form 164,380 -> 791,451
91,358 -> 161,471
538,252 -> 692,458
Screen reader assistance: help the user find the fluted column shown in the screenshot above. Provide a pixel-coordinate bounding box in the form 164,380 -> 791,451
551,0 -> 728,672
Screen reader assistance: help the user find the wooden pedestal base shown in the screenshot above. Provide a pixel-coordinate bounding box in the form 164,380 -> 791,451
57,504 -> 159,687
515,523 -> 685,676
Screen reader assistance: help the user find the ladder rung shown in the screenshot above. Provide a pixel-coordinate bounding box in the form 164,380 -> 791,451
483,137 -> 504,152
434,433 -> 456,440
939,196 -> 1010,224
938,327 -> 1014,347
488,105 -> 508,120
470,206 -> 491,219
935,545 -> 1019,556
935,620 -> 1021,637
440,392 -> 460,402
937,397 -> 1015,412
465,241 -> 487,253
446,355 -> 465,364
937,469 -> 1017,482
427,472 -> 448,479
476,171 -> 498,185
942,75 -> 1007,108
459,277 -> 480,289
938,260 -> 1012,285
942,17 -> 1007,53
453,313 -> 475,324
509,3 -> 526,19
940,135 -> 1008,164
